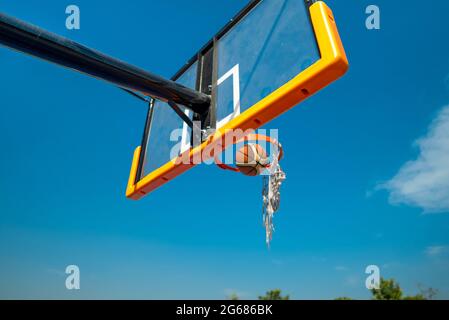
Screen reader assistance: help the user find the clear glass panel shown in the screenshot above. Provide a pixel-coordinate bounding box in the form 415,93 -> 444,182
216,0 -> 320,127
141,0 -> 320,177
143,62 -> 197,175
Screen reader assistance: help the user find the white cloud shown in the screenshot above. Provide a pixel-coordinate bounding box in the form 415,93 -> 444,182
425,246 -> 448,257
382,105 -> 449,213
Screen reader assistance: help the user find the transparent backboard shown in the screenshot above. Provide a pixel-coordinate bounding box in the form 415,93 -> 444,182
216,0 -> 318,127
141,0 -> 320,178
142,63 -> 197,176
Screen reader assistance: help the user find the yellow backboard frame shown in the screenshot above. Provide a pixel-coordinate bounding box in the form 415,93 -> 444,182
126,1 -> 348,200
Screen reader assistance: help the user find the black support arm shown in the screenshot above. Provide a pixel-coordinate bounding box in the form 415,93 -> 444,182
0,12 -> 211,114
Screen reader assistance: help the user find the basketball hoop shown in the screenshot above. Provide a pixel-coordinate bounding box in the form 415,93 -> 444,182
214,133 -> 286,246
214,134 -> 283,173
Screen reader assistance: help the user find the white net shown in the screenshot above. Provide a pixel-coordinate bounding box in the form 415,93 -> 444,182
262,145 -> 286,246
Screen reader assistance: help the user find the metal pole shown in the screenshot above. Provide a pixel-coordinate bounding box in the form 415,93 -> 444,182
0,12 -> 210,114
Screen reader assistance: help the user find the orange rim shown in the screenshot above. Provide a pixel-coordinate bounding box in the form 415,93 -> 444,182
214,133 -> 284,173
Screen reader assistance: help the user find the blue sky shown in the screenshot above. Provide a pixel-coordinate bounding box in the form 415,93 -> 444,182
1,0 -> 449,299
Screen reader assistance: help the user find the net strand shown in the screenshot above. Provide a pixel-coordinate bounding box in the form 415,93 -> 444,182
262,145 -> 286,247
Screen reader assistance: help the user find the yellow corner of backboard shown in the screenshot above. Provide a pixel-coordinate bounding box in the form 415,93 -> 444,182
126,146 -> 141,200
310,1 -> 349,74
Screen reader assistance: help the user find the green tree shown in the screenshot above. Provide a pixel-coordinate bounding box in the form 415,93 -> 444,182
403,294 -> 426,300
404,286 -> 438,300
371,278 -> 437,300
258,289 -> 290,300
336,278 -> 438,300
371,278 -> 403,300
227,293 -> 240,301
